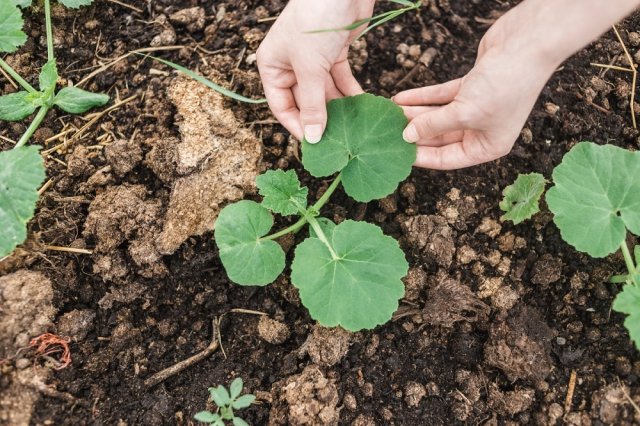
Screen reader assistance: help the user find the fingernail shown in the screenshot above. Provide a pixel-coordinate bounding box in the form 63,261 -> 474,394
304,124 -> 323,144
403,124 -> 418,143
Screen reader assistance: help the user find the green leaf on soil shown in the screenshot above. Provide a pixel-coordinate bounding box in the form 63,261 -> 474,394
499,172 -> 546,224
0,0 -> 27,52
209,385 -> 231,407
302,94 -> 416,202
0,145 -> 46,257
291,220 -> 407,331
194,411 -> 220,423
53,86 -> 109,114
256,169 -> 308,216
38,60 -> 58,93
229,378 -> 243,400
546,142 -> 640,258
232,418 -> 249,426
613,284 -> 640,350
12,0 -> 31,7
58,0 -> 94,8
0,91 -> 37,121
231,394 -> 255,410
214,200 -> 285,286
309,217 -> 336,239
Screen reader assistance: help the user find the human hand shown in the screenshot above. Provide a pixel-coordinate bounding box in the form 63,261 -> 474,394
393,9 -> 559,169
257,0 -> 374,142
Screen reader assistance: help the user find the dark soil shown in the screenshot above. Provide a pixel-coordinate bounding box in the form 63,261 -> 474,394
2,0 -> 640,425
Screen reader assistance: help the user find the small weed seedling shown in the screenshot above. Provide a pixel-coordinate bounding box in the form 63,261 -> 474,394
501,142 -> 640,348
194,378 -> 256,426
0,0 -> 108,257
215,94 -> 415,331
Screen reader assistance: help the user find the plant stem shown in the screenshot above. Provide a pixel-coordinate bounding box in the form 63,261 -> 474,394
260,173 -> 343,242
307,215 -> 339,260
15,106 -> 49,148
44,0 -> 55,62
621,240 -> 637,280
0,58 -> 37,93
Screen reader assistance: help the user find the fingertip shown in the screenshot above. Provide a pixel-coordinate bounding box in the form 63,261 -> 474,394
304,124 -> 324,144
402,124 -> 419,143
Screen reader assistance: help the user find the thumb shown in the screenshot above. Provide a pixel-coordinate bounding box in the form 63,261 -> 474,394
402,103 -> 464,143
295,67 -> 328,144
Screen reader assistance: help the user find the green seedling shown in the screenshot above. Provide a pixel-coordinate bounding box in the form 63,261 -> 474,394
499,172 -> 546,224
215,94 -> 414,331
0,0 -> 108,257
504,142 -> 640,348
194,378 -> 255,426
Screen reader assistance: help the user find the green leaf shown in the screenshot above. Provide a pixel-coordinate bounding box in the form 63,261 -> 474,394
143,55 -> 267,104
58,0 -> 93,8
233,418 -> 250,426
546,142 -> 640,258
231,394 -> 255,410
0,91 -> 37,121
0,0 -> 27,52
256,169 -> 308,216
291,220 -> 407,331
309,217 -> 336,239
635,245 -> 640,265
194,411 -> 220,424
53,86 -> 109,114
302,94 -> 416,202
209,385 -> 231,407
0,146 -> 46,257
499,173 -> 546,224
11,0 -> 31,7
613,284 -> 640,349
38,60 -> 58,92
229,378 -> 243,400
215,201 -> 286,286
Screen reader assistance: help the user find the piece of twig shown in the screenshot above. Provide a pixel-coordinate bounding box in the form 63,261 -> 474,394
564,370 -> 577,414
144,318 -> 219,388
43,245 -> 93,255
617,377 -> 640,416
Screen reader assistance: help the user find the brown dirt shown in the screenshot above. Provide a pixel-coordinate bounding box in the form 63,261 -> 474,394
1,0 -> 640,425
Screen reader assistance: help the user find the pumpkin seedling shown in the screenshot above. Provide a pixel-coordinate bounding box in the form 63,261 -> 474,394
194,378 -> 255,426
215,94 -> 415,331
0,0 -> 108,257
502,142 -> 640,348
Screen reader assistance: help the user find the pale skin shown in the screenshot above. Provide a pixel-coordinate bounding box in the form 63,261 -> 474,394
257,0 -> 640,170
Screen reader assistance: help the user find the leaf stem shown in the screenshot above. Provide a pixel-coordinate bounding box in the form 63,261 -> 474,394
15,106 -> 49,148
0,58 -> 37,93
621,240 -> 637,283
259,173 -> 343,241
44,0 -> 55,62
306,216 -> 339,260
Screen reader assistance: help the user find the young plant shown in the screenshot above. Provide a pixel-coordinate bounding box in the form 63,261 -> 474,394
194,378 -> 255,426
0,0 -> 108,257
499,172 -> 546,224
215,94 -> 415,331
502,142 -> 640,348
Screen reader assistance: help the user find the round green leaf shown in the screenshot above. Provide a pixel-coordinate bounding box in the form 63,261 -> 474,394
256,169 -> 308,216
613,284 -> 640,350
0,146 -> 46,257
499,173 -> 546,224
0,0 -> 27,53
291,220 -> 407,331
547,142 -> 640,257
229,378 -> 243,400
309,217 -> 336,239
301,94 -> 416,202
214,200 -> 285,286
58,0 -> 94,8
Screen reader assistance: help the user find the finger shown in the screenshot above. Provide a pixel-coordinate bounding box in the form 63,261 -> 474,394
294,66 -> 329,143
325,76 -> 344,100
403,103 -> 464,143
414,137 -> 502,170
393,78 -> 463,106
400,105 -> 439,121
331,60 -> 364,97
262,78 -> 304,140
417,131 -> 465,147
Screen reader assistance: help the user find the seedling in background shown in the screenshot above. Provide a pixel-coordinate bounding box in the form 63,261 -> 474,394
0,0 -> 108,257
194,378 -> 255,426
215,94 -> 415,331
499,173 -> 546,224
503,142 -> 640,348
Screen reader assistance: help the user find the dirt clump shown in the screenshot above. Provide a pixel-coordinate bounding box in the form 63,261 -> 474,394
269,365 -> 340,425
257,316 -> 291,345
484,305 -> 554,383
488,385 -> 535,417
105,138 -> 143,177
422,273 -> 489,327
57,309 -> 96,341
531,254 -> 564,286
404,381 -> 426,407
154,77 -> 262,254
303,325 -> 352,367
401,215 -> 456,267
402,266 -> 428,301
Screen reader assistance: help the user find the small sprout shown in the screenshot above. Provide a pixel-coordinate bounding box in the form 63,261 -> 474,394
195,378 -> 255,426
499,172 -> 546,224
256,169 -> 308,216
